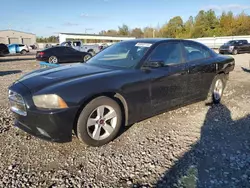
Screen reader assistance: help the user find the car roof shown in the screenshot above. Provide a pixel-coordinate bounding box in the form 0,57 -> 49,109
43,46 -> 72,51
120,38 -> 195,44
121,38 -> 174,43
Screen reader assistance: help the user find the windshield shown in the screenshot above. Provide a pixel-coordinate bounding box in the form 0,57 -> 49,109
86,41 -> 152,68
225,41 -> 236,45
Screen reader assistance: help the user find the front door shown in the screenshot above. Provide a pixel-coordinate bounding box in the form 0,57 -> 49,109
61,47 -> 82,63
146,41 -> 188,112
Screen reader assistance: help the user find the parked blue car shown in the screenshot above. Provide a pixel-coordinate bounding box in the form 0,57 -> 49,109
8,44 -> 29,55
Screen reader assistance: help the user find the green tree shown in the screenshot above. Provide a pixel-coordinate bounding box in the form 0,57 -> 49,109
233,12 -> 250,35
143,27 -> 155,38
167,16 -> 184,38
219,11 -> 234,36
131,28 -> 144,38
118,24 -> 130,36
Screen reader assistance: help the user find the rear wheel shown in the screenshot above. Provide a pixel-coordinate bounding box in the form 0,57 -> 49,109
206,74 -> 227,104
76,96 -> 122,147
48,56 -> 58,64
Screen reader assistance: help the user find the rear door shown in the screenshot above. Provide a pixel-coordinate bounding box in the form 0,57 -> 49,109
240,40 -> 249,52
182,41 -> 216,101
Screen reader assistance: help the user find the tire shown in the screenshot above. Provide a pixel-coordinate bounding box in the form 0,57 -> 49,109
76,96 -> 122,147
206,74 -> 227,104
21,50 -> 27,55
83,54 -> 92,62
48,56 -> 58,64
88,50 -> 95,56
232,49 -> 238,55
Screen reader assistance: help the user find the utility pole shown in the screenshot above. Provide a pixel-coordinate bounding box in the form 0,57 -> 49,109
153,29 -> 155,38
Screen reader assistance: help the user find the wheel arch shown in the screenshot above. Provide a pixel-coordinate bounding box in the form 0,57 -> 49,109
87,49 -> 94,52
73,92 -> 129,135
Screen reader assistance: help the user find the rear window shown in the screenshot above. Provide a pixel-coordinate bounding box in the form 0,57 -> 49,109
18,44 -> 25,47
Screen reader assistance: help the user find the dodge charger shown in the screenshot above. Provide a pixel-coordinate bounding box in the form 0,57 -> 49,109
8,39 -> 235,147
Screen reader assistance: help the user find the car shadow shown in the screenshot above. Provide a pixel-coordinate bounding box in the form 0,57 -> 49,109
0,70 -> 22,76
242,67 -> 250,73
148,103 -> 250,188
0,57 -> 35,62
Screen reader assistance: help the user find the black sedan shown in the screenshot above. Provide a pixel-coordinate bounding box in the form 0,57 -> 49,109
0,43 -> 9,56
9,39 -> 235,147
36,46 -> 92,63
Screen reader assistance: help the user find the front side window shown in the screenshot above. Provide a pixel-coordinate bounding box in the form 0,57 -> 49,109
87,41 -> 151,68
226,40 -> 236,45
148,42 -> 182,66
183,41 -> 211,62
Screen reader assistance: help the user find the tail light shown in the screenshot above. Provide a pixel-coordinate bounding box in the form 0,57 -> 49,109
38,52 -> 45,56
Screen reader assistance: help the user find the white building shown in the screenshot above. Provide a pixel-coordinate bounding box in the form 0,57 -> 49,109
59,33 -> 135,44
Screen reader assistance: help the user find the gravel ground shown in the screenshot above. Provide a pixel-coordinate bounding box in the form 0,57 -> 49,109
0,54 -> 250,188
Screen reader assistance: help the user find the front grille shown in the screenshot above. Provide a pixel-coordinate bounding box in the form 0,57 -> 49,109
8,90 -> 27,116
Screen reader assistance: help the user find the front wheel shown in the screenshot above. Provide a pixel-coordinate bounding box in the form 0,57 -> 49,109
207,74 -> 227,104
76,96 -> 122,147
232,49 -> 238,55
83,54 -> 92,62
88,50 -> 95,56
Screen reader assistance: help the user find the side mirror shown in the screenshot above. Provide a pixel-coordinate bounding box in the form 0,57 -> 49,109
143,60 -> 164,68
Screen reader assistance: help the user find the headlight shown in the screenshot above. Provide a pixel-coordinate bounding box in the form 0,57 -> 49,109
33,94 -> 68,109
229,46 -> 234,50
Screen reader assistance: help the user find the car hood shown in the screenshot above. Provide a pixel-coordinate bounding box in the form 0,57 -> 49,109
220,44 -> 230,48
15,63 -> 115,93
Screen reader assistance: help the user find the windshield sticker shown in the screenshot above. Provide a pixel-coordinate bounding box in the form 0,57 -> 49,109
135,43 -> 152,47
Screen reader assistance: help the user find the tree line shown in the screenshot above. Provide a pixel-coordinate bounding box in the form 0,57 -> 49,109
99,10 -> 250,38
36,36 -> 59,43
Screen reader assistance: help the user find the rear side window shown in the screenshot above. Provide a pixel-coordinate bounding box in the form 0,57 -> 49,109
241,40 -> 248,44
183,41 -> 211,62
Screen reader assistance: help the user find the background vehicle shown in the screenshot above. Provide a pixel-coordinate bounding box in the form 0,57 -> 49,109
60,41 -> 101,55
30,43 -> 38,50
219,40 -> 250,55
9,39 -> 235,147
0,43 -> 9,56
7,44 -> 29,55
36,46 -> 92,63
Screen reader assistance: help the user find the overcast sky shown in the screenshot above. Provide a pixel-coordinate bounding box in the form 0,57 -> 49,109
0,0 -> 249,37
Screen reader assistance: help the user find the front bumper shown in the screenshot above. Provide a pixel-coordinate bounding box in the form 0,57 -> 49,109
219,49 -> 233,54
9,82 -> 79,143
13,107 -> 78,143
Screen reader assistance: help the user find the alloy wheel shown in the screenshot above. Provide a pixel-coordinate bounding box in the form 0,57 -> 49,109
213,79 -> 223,101
87,105 -> 117,141
49,56 -> 58,64
84,55 -> 91,62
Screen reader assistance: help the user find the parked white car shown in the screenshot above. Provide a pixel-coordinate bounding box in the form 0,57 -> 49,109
60,41 -> 101,55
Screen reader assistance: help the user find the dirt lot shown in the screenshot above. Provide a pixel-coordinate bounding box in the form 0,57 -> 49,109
0,54 -> 250,187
